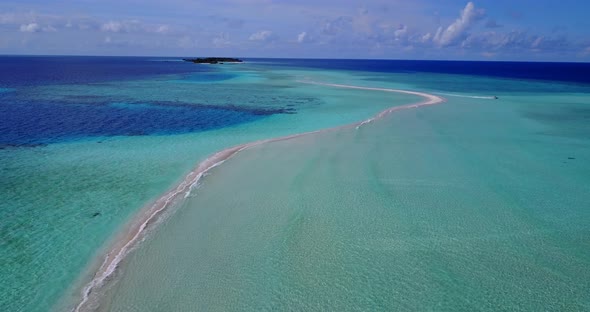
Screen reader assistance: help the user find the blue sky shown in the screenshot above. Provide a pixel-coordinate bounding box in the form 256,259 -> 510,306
1,0 -> 589,61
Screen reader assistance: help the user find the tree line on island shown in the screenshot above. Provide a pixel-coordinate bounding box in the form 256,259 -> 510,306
183,57 -> 243,64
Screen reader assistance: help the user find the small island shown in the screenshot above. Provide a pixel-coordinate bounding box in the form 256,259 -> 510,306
183,57 -> 243,64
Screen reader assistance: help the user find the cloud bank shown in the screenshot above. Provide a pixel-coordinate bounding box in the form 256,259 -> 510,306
0,1 -> 587,61
249,30 -> 276,42
432,2 -> 485,46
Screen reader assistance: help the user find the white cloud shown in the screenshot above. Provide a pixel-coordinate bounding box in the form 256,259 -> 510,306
42,25 -> 57,32
0,2 -> 583,59
155,25 -> 170,34
394,24 -> 408,40
20,23 -> 40,33
531,36 -> 543,49
297,31 -> 307,43
249,30 -> 276,42
433,26 -> 443,43
101,21 -> 124,32
433,2 -> 484,47
459,30 -> 569,53
100,20 -> 172,35
100,20 -> 145,33
101,20 -> 174,35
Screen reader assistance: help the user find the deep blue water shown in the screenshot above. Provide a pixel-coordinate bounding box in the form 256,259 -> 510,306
0,99 -> 276,147
251,58 -> 590,85
0,56 -> 197,87
0,56 -> 281,147
2,56 -> 589,148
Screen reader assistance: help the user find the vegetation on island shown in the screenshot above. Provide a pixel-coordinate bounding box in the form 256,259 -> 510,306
183,57 -> 243,64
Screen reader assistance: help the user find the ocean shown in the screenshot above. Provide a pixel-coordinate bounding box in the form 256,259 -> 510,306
0,57 -> 589,311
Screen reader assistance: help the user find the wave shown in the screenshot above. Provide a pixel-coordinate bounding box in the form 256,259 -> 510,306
72,81 -> 445,312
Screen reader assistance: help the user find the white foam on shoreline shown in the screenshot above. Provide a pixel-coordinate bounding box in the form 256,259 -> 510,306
72,81 -> 445,312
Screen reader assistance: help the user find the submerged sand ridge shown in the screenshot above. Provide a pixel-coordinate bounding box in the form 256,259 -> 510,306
73,82 -> 445,312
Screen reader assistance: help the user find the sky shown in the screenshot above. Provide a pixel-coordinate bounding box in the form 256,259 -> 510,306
1,0 -> 589,61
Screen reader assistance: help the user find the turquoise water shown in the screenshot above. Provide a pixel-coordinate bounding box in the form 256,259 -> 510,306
1,61 -> 416,312
87,69 -> 589,310
2,58 -> 589,311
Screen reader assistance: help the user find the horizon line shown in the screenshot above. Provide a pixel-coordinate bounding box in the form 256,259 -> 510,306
1,53 -> 590,64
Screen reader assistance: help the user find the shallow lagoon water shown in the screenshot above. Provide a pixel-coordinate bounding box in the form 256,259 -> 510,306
0,58 -> 416,312
98,83 -> 590,311
1,57 -> 589,311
